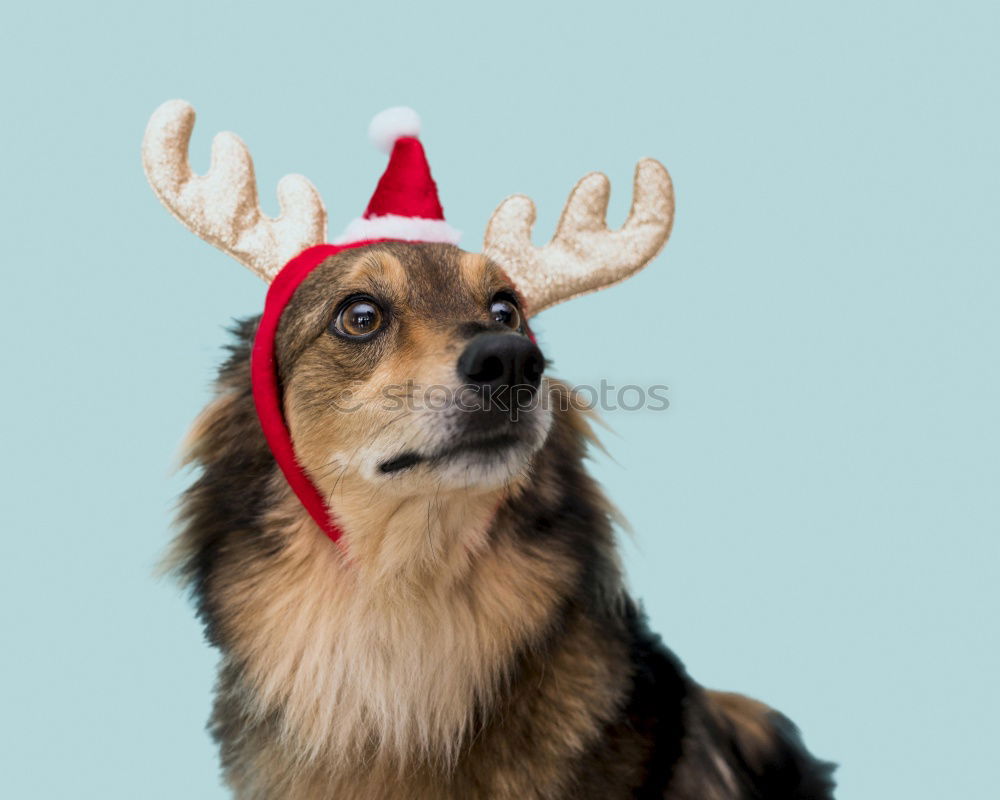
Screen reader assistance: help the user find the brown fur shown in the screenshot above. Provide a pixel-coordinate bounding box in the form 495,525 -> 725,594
168,242 -> 835,798
706,691 -> 777,761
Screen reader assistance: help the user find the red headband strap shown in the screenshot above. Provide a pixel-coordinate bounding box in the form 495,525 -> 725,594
250,241 -> 388,544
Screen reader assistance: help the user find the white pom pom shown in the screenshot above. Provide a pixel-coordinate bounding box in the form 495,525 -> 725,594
368,106 -> 421,153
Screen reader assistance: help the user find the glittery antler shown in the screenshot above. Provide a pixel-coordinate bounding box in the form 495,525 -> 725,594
142,100 -> 327,282
483,159 -> 674,316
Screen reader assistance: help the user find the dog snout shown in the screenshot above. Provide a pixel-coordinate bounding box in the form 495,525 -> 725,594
458,333 -> 544,394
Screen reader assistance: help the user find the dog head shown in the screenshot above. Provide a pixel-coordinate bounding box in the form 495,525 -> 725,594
276,241 -> 551,497
143,100 -> 674,548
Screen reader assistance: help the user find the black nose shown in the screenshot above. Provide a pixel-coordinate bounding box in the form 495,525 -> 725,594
458,333 -> 544,393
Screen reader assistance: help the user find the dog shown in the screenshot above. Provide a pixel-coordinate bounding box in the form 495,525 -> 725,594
146,102 -> 836,798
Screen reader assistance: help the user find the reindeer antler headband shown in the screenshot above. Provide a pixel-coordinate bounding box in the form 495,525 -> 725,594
143,100 -> 675,543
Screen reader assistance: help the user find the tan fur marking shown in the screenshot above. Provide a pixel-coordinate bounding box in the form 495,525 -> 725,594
458,251 -> 497,293
346,249 -> 408,289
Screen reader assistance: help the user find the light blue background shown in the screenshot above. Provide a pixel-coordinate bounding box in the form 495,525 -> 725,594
2,1 -> 997,797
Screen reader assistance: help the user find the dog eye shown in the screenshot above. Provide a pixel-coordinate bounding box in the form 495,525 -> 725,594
333,298 -> 384,338
489,297 -> 520,330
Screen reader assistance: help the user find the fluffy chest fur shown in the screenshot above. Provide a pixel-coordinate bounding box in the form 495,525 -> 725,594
210,491 -> 595,769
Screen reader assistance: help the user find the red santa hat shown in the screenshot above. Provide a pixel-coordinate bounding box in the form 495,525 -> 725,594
332,107 -> 461,247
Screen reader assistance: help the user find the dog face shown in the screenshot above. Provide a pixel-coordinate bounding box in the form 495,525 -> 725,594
274,242 -> 553,503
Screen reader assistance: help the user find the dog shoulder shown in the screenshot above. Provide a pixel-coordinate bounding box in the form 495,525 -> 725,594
701,689 -> 837,799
